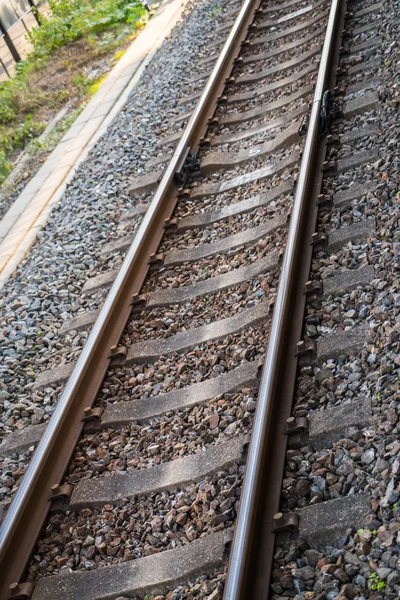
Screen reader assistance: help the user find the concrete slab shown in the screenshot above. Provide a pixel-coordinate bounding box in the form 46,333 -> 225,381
250,11 -> 328,47
309,397 -> 372,449
237,46 -> 321,85
242,27 -> 324,65
60,309 -> 100,334
212,104 -> 307,146
228,63 -> 316,105
191,153 -> 299,198
33,361 -> 76,391
323,265 -> 375,295
299,493 -> 370,547
317,326 -> 370,362
344,91 -> 379,119
220,86 -> 313,126
256,0 -> 328,30
83,270 -> 117,293
178,182 -> 292,229
102,360 -> 259,426
71,437 -> 243,507
126,302 -> 269,364
202,122 -> 300,174
333,182 -> 373,208
328,218 -> 376,250
0,423 -> 46,457
340,125 -> 376,146
164,214 -> 287,265
32,531 -> 226,600
337,150 -> 378,174
348,57 -> 380,76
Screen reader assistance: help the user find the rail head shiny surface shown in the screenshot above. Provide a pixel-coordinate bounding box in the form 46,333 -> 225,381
223,0 -> 342,597
0,0 -> 260,570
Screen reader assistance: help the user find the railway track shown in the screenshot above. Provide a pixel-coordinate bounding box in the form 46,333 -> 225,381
0,0 -> 396,597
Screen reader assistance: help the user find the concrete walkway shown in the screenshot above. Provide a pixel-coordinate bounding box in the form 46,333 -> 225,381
0,0 -> 189,290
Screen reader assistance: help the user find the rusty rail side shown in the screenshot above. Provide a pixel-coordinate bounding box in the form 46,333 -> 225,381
0,0 -> 261,595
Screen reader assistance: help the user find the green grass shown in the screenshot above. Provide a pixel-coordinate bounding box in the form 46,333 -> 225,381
0,0 -> 147,185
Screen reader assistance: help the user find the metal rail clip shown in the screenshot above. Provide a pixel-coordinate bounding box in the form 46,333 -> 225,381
272,512 -> 299,533
319,90 -> 342,138
8,582 -> 35,600
304,280 -> 323,295
82,407 -> 104,432
174,146 -> 200,185
296,340 -> 317,357
285,416 -> 309,435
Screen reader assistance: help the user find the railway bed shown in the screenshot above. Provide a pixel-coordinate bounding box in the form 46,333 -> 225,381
0,0 -> 398,598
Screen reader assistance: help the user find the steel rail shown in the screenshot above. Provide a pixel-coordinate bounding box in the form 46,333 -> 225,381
223,0 -> 344,598
0,0 -> 261,595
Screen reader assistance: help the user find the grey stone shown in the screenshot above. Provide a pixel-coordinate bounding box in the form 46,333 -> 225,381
148,252 -> 279,308
191,153 -> 298,198
71,437 -> 243,507
32,531 -> 226,600
126,302 -> 269,364
328,218 -> 376,251
164,214 -> 286,265
102,360 -> 259,426
376,567 -> 392,580
310,397 -> 372,449
299,493 -> 370,547
323,266 -> 375,295
178,182 -> 292,228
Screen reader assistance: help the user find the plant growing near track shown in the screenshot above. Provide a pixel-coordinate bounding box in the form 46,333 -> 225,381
210,3 -> 223,17
0,0 -> 147,185
369,572 -> 386,592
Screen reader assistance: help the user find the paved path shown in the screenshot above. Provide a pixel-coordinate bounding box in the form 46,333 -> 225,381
0,0 -> 189,290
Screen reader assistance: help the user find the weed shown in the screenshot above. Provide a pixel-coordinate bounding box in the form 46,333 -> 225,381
0,0 -> 147,185
210,3 -> 222,16
369,572 -> 386,592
